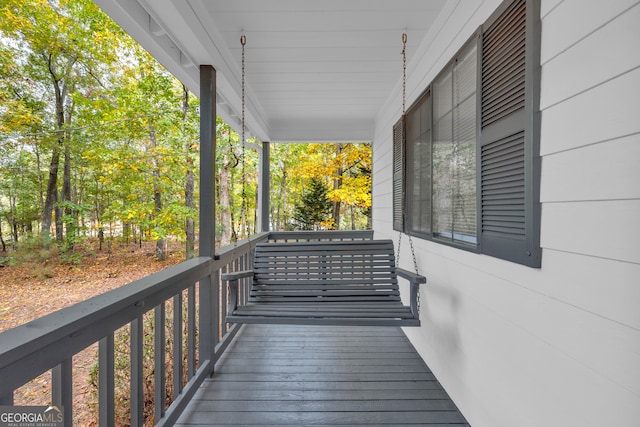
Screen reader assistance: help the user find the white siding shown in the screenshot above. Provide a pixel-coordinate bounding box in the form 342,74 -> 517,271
372,1 -> 640,426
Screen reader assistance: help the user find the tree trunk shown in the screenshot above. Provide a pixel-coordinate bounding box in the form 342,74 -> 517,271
34,144 -> 44,213
41,54 -> 72,240
219,139 -> 232,246
98,228 -> 104,252
351,205 -> 356,230
62,94 -> 78,249
123,222 -> 130,244
8,196 -> 17,243
332,143 -> 344,229
55,191 -> 63,241
332,191 -> 341,229
149,121 -> 166,261
42,145 -> 61,238
0,219 -> 5,252
62,142 -> 74,249
185,173 -> 195,257
183,86 -> 196,259
277,167 -> 287,230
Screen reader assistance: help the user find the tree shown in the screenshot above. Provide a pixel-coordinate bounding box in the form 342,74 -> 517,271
1,0 -> 201,261
1,0 -> 374,262
91,48 -> 194,259
293,177 -> 333,230
215,119 -> 259,244
1,0 -> 124,246
182,85 -> 197,259
282,143 -> 372,230
326,143 -> 372,229
217,119 -> 235,246
269,143 -> 306,231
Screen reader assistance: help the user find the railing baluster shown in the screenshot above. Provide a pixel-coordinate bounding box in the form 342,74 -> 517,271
52,357 -> 72,427
243,253 -> 248,304
221,264 -> 228,335
248,249 -> 255,303
187,284 -> 196,377
232,258 -> 244,310
99,334 -> 115,427
130,316 -> 143,427
229,260 -> 235,328
238,255 -> 244,306
199,274 -> 214,375
236,258 -> 241,305
243,252 -> 249,305
173,293 -> 183,398
213,271 -> 220,349
154,304 -> 166,421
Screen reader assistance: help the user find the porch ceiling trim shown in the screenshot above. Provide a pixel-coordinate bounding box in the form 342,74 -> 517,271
94,0 -> 449,143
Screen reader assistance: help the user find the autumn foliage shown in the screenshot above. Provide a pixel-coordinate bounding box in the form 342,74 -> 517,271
0,0 -> 372,255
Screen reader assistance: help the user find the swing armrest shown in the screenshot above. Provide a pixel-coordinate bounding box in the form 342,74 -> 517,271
396,267 -> 427,318
221,270 -> 254,282
396,267 -> 427,285
221,270 -> 254,314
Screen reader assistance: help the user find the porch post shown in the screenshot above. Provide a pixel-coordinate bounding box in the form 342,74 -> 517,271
257,141 -> 270,232
199,65 -> 216,373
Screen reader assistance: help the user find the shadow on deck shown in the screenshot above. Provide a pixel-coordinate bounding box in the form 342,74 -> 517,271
177,324 -> 470,426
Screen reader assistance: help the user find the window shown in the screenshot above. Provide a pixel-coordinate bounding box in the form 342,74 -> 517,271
405,90 -> 431,237
432,40 -> 478,244
393,0 -> 541,267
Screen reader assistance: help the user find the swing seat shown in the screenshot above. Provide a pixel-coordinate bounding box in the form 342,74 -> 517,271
222,239 -> 426,327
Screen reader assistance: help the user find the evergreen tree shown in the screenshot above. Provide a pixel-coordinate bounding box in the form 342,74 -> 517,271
293,177 -> 332,230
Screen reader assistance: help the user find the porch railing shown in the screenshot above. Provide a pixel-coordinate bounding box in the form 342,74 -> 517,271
0,230 -> 372,426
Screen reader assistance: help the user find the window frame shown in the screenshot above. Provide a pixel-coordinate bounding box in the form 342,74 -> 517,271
395,0 -> 541,267
404,87 -> 433,240
404,34 -> 482,253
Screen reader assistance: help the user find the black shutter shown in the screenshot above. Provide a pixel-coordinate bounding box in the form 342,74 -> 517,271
393,117 -> 405,232
480,0 -> 541,267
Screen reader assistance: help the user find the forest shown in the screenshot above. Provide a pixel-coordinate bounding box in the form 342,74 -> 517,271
0,0 -> 372,265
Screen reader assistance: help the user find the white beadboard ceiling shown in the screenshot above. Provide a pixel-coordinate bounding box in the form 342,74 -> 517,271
94,0 -> 449,142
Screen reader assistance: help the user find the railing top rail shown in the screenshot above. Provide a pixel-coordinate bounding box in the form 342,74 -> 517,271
0,256 -> 213,393
215,232 -> 269,264
268,230 -> 373,241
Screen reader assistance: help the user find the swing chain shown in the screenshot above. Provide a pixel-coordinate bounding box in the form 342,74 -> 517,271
398,32 -> 420,313
402,32 -> 407,115
396,231 -> 402,267
230,34 -> 248,266
240,34 -> 248,237
240,34 -> 246,148
239,34 -> 254,259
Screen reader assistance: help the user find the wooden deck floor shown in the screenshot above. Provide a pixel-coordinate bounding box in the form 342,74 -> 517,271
176,324 -> 470,426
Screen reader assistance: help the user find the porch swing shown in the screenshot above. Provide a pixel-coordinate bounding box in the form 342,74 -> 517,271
222,34 -> 426,327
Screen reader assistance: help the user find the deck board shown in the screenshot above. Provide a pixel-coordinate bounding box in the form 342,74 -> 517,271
175,324 -> 470,426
